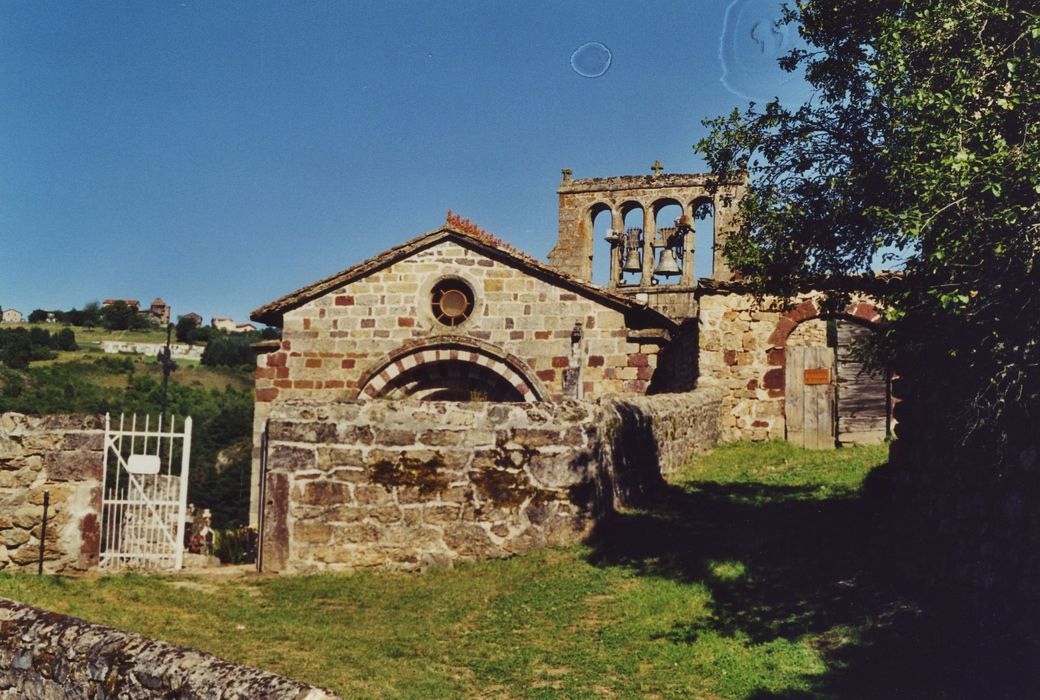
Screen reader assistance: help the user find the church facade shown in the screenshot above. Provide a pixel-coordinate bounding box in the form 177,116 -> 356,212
247,168 -> 890,570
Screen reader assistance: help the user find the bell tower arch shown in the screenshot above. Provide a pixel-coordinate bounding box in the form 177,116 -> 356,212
548,165 -> 746,301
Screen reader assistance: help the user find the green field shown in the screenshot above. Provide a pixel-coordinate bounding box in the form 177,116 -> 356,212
3,441 -> 1034,698
4,322 -> 177,347
0,442 -> 912,698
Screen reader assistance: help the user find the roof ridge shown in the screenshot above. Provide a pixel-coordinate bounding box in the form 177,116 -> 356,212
444,210 -> 537,264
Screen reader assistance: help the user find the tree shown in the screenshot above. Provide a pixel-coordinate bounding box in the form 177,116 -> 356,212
101,301 -> 139,331
201,334 -> 255,369
54,328 -> 77,351
28,309 -> 49,323
697,0 -> 1039,614
1,329 -> 32,370
82,301 -> 102,328
176,315 -> 202,344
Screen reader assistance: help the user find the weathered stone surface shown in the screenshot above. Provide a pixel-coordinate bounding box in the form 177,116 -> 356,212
297,480 -> 351,506
0,598 -> 339,699
44,449 -> 102,482
269,444 -> 316,471
526,453 -> 584,489
262,392 -> 720,573
0,414 -> 103,574
0,437 -> 24,460
262,472 -> 290,571
442,523 -> 498,559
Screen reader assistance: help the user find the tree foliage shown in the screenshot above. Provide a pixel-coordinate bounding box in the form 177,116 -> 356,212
201,333 -> 257,369
0,358 -> 254,527
697,0 -> 1039,445
101,301 -> 151,331
696,0 -> 1040,609
0,326 -> 75,368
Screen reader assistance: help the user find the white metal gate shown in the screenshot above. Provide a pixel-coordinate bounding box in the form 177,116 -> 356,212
100,413 -> 193,570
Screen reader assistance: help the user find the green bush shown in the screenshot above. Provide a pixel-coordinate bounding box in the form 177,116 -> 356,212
212,527 -> 256,564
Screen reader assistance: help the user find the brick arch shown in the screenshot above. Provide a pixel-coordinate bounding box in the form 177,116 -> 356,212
353,336 -> 548,402
761,298 -> 883,397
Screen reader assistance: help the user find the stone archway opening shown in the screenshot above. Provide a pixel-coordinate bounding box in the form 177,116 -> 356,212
380,359 -> 525,402
355,340 -> 547,403
767,299 -> 889,448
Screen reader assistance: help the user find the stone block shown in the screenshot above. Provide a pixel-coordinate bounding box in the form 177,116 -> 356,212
333,522 -> 383,545
424,503 -> 461,524
43,452 -> 101,482
269,445 -> 317,471
355,483 -> 394,507
294,521 -> 334,544
0,527 -> 30,547
443,523 -> 500,558
22,433 -> 63,452
527,453 -> 584,489
297,480 -> 351,506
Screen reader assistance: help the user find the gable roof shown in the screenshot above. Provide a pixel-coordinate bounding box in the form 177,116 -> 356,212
251,221 -> 675,329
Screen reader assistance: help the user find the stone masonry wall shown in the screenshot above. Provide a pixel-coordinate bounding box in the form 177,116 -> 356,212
255,239 -> 665,405
261,389 -> 720,573
251,238 -> 672,525
0,598 -> 337,699
604,392 -> 722,480
698,290 -> 883,442
548,173 -> 746,283
0,414 -> 103,573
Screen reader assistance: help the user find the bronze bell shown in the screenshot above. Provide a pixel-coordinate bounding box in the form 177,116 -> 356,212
622,247 -> 642,273
622,228 -> 643,273
654,248 -> 682,277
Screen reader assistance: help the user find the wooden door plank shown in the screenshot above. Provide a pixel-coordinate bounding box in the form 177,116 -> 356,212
785,347 -> 805,446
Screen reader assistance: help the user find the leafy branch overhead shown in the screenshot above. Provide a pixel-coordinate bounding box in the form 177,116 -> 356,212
696,0 -> 1039,443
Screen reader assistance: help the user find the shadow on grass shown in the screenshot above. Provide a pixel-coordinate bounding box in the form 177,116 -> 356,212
586,471 -> 1040,699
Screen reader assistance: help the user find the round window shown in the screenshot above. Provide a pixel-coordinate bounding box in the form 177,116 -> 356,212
431,279 -> 475,326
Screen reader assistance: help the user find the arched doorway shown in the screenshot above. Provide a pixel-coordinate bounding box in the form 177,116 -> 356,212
354,339 -> 547,403
381,360 -> 525,401
770,300 -> 889,448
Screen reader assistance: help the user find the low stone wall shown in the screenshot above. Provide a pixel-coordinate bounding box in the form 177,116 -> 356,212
261,388 -> 720,573
100,340 -> 204,361
0,414 -> 103,573
0,598 -> 337,699
604,391 -> 721,478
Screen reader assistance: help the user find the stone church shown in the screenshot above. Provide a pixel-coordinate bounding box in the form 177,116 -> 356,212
247,167 -> 890,572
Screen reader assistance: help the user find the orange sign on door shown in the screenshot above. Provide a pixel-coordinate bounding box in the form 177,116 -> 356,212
803,368 -> 831,385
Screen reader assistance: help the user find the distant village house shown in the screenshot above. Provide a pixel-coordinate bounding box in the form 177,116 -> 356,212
104,297 -> 171,326
149,298 -> 170,326
1,309 -> 23,324
211,317 -> 258,334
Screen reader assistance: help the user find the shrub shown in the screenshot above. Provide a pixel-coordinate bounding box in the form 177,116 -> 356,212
212,527 -> 256,564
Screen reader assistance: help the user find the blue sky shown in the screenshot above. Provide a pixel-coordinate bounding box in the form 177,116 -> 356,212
1,0 -> 807,326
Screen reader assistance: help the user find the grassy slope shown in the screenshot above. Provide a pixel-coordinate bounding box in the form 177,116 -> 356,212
1,442 -> 919,699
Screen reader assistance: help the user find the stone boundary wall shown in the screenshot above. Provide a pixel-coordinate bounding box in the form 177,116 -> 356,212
0,598 -> 338,699
100,340 -> 204,361
0,414 -> 103,573
604,391 -> 722,479
261,388 -> 720,573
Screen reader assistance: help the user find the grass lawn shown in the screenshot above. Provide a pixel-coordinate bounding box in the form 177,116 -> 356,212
1,441 -> 1033,698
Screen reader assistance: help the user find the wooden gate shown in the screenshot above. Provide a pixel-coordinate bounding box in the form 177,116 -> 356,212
835,322 -> 889,445
785,346 -> 835,449
100,413 -> 192,570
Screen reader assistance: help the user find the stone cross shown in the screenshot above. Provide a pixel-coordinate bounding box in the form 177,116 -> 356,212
651,160 -> 663,176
